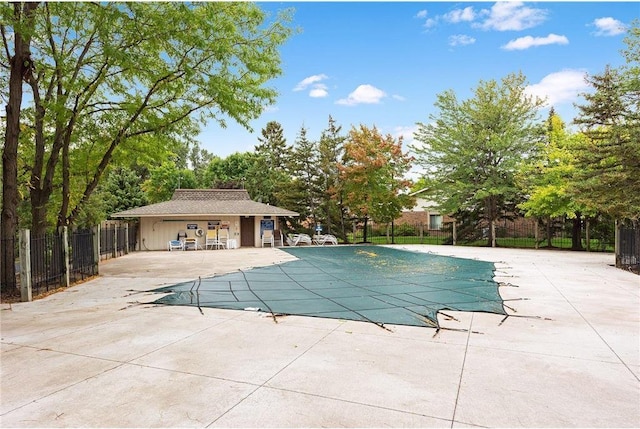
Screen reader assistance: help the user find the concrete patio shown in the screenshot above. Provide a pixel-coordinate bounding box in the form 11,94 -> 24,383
1,245 -> 638,427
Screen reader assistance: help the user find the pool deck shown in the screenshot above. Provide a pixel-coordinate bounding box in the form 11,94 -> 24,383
1,245 -> 638,428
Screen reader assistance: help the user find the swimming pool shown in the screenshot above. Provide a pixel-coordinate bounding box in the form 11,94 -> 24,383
152,245 -> 506,330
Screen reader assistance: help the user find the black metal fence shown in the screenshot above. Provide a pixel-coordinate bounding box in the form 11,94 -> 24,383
1,235 -> 19,291
69,229 -> 98,283
100,222 -> 137,259
3,221 -> 138,299
617,224 -> 639,273
349,217 -> 616,252
30,231 -> 66,294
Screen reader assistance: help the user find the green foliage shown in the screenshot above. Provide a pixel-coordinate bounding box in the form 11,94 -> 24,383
572,47 -> 640,220
203,152 -> 257,189
100,167 -> 148,217
3,1 -> 294,232
317,116 -> 347,237
517,110 -> 593,219
247,121 -> 292,205
142,162 -> 197,203
277,125 -> 321,231
412,72 -> 546,240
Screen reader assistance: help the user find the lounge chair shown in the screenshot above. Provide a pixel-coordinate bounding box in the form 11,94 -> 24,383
261,229 -> 274,247
167,240 -> 184,251
313,234 -> 338,245
286,233 -> 312,246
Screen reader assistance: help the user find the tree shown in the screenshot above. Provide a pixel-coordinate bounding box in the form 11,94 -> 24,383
142,161 -> 197,204
412,72 -> 546,247
517,110 -> 593,249
203,152 -> 257,189
317,116 -> 347,238
1,2 -> 293,292
1,2 -> 39,293
279,124 -> 321,232
247,121 -> 292,205
573,67 -> 640,220
338,125 -> 415,242
101,167 -> 148,218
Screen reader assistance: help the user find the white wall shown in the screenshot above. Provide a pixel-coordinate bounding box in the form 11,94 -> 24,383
139,216 -> 241,251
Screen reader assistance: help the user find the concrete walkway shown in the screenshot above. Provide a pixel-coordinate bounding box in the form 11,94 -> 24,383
1,245 -> 638,428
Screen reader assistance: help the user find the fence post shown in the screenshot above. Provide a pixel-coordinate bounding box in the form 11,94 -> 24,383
111,223 -> 117,258
124,223 -> 129,254
534,218 -> 539,249
419,223 -> 424,244
614,219 -> 620,267
19,229 -> 32,302
93,225 -> 100,274
61,226 -> 70,288
585,218 -> 591,252
452,221 -> 457,246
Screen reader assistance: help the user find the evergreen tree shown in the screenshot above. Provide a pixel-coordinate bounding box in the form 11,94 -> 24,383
279,125 -> 321,232
318,116 -> 347,239
573,65 -> 640,221
247,121 -> 292,205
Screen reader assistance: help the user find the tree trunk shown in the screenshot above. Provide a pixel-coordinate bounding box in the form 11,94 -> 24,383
572,212 -> 583,251
1,2 -> 40,294
546,216 -> 553,248
485,196 -> 497,247
362,217 -> 369,243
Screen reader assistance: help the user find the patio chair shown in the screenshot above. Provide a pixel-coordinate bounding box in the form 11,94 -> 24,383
218,228 -> 229,249
261,229 -> 274,247
183,237 -> 198,251
286,233 -> 312,246
167,240 -> 184,251
205,229 -> 225,250
273,229 -> 284,247
313,234 -> 338,245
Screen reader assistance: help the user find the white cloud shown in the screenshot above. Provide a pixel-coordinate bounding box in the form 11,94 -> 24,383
392,94 -> 406,101
443,7 -> 476,24
502,33 -> 568,50
593,17 -> 627,36
309,85 -> 328,98
423,18 -> 439,29
525,69 -> 589,106
415,10 -> 427,19
476,2 -> 548,31
449,34 -> 476,47
294,74 -> 328,91
336,84 -> 387,106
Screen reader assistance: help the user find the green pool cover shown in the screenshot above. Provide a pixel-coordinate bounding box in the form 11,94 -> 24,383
152,245 -> 506,329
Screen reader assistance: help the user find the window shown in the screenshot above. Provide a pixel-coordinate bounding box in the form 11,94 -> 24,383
429,214 -> 442,230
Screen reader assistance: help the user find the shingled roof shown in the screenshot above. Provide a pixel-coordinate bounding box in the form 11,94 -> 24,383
110,189 -> 299,218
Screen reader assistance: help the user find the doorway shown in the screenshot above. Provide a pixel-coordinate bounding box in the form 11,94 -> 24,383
240,216 -> 254,247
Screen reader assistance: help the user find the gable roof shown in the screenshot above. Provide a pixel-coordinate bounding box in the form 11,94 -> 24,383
110,189 -> 299,218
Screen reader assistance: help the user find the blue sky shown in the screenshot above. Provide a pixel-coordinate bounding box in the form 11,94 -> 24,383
197,1 -> 637,160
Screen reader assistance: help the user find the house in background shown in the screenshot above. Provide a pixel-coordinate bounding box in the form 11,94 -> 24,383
396,188 -> 451,230
110,189 -> 298,250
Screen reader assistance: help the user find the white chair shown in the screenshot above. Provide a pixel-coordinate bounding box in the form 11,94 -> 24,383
286,233 -> 312,246
314,234 -> 338,245
218,228 -> 229,249
183,237 -> 198,250
167,240 -> 184,251
205,229 -> 225,250
261,229 -> 274,247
